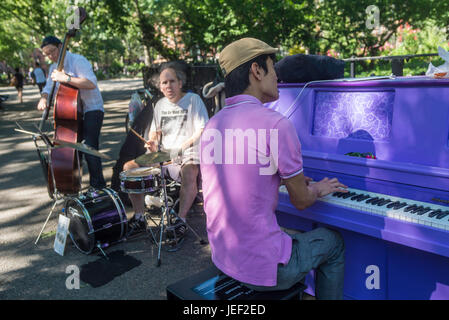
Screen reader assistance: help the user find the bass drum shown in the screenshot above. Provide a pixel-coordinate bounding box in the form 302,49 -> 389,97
64,188 -> 127,254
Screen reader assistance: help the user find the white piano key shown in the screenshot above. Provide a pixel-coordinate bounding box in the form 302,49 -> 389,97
279,185 -> 449,231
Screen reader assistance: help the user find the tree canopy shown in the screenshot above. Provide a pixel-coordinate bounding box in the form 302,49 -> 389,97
0,0 -> 448,77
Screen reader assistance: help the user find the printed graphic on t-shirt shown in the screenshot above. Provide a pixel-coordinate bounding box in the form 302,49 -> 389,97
160,109 -> 188,142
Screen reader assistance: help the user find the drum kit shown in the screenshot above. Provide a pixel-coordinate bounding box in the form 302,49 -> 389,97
16,122 -> 205,264
119,152 -> 207,266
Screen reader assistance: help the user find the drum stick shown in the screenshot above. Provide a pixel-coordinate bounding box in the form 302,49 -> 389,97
130,128 -> 147,144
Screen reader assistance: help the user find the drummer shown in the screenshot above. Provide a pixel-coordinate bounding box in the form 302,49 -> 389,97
124,61 -> 209,238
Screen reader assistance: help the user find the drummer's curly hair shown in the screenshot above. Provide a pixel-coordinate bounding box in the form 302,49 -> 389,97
158,61 -> 187,89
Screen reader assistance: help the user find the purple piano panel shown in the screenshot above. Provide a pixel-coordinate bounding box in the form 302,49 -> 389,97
312,91 -> 394,141
270,76 -> 449,300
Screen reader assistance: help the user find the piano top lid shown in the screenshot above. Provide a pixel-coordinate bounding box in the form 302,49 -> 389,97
278,75 -> 449,88
302,150 -> 449,199
303,149 -> 449,179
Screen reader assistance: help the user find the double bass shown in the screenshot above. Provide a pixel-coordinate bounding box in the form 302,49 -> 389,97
39,8 -> 87,197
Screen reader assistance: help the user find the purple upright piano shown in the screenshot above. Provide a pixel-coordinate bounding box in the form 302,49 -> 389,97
266,76 -> 449,299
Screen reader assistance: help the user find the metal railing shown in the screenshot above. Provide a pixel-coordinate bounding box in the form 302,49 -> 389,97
343,53 -> 439,77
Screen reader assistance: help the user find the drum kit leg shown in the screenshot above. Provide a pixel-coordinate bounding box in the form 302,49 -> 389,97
23,124 -> 78,246
120,161 -> 207,267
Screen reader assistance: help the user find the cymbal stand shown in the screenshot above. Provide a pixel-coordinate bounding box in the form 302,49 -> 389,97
156,160 -> 170,266
33,132 -> 66,244
145,162 -> 186,266
145,165 -> 207,267
25,122 -> 83,245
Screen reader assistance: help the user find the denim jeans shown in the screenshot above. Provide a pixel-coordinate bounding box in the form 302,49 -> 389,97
79,110 -> 106,189
243,227 -> 345,300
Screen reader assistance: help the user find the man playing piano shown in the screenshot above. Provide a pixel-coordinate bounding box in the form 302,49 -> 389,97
200,38 -> 348,299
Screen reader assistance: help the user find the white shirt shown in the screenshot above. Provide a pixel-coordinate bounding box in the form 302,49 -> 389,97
149,92 -> 209,162
42,51 -> 104,113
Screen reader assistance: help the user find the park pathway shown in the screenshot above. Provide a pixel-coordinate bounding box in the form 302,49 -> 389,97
0,78 -> 211,300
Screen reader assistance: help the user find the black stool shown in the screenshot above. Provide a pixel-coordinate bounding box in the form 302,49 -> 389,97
166,265 -> 306,300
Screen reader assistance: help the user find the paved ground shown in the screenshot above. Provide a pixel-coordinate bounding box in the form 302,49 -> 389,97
0,79 -> 213,300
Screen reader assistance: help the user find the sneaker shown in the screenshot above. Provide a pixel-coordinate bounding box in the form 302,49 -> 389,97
127,215 -> 147,236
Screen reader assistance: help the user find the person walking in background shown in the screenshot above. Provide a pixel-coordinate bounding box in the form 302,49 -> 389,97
11,67 -> 24,103
31,63 -> 47,93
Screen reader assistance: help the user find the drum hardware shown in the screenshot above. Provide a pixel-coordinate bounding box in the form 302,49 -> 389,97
96,243 -> 109,259
13,122 -> 79,244
128,164 -> 207,265
15,122 -> 111,247
119,159 -> 206,265
122,94 -> 207,266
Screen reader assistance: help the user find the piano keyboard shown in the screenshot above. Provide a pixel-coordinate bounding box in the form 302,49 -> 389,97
279,186 -> 449,231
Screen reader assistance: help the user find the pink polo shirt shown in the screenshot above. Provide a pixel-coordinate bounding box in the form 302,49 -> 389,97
200,94 -> 304,286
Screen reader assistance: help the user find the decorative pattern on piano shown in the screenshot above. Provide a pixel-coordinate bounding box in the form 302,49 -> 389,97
312,91 -> 394,141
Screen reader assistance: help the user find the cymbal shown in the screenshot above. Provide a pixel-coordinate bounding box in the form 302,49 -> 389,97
135,151 -> 171,166
53,139 -> 110,159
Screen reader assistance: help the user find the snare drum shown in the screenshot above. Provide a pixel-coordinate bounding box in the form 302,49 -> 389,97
120,167 -> 161,194
64,188 -> 127,254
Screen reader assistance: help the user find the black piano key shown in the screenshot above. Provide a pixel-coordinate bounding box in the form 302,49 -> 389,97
394,202 -> 408,210
404,205 -> 418,212
341,192 -> 356,199
387,201 -> 400,209
428,210 -> 442,218
436,211 -> 449,220
366,197 -> 379,204
357,195 -> 371,202
350,194 -> 364,201
332,192 -> 343,197
410,206 -> 425,214
377,199 -> 392,206
373,198 -> 386,205
416,207 -> 432,216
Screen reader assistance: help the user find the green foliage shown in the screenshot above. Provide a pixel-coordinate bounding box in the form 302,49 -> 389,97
351,19 -> 449,77
1,0 -> 449,79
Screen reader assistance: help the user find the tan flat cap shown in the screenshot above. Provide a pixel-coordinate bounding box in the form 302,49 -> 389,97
219,37 -> 278,77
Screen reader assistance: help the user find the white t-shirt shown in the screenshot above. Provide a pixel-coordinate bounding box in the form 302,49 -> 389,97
149,92 -> 209,163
